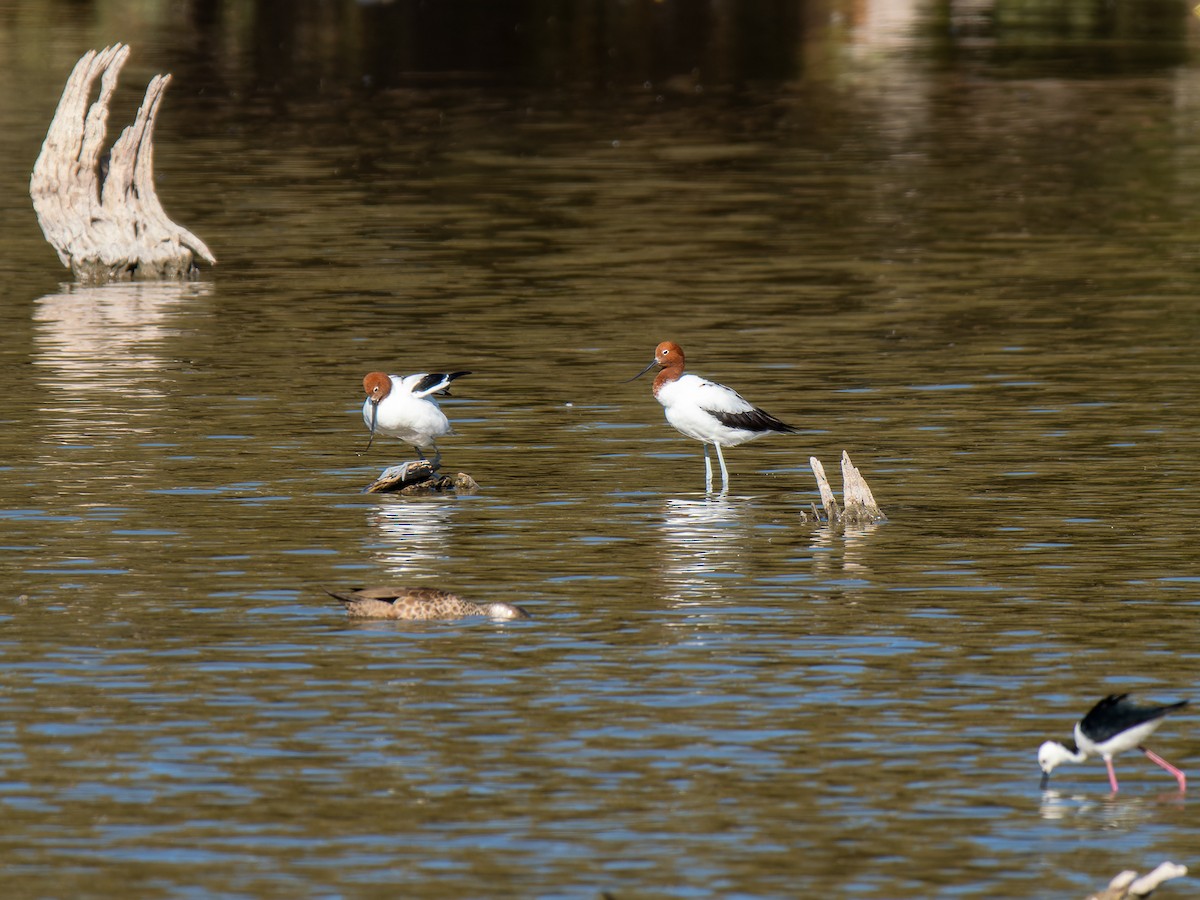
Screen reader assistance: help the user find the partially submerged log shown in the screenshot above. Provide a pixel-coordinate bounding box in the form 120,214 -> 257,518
30,44 -> 215,283
365,460 -> 480,495
1086,862 -> 1187,900
800,451 -> 886,525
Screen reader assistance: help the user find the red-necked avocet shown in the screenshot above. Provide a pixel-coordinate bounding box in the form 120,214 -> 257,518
629,341 -> 797,493
361,370 -> 470,467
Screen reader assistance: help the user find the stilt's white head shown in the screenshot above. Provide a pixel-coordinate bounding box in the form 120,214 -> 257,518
1038,739 -> 1086,788
1038,740 -> 1072,775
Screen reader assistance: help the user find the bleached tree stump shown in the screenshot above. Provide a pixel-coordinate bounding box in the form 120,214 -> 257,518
30,44 -> 215,283
801,451 -> 886,525
1086,862 -> 1187,900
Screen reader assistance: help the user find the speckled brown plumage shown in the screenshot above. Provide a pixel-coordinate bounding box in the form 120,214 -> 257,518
324,586 -> 530,621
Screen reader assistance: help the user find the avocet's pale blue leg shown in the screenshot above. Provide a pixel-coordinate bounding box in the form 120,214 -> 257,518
703,445 -> 714,493
713,442 -> 730,493
426,442 -> 442,470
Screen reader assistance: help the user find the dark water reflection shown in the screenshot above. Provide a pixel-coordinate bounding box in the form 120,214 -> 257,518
2,2 -> 1200,897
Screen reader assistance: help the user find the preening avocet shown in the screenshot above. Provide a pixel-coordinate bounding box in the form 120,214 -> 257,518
324,586 -> 530,621
361,370 -> 469,467
629,341 -> 797,493
1038,693 -> 1188,793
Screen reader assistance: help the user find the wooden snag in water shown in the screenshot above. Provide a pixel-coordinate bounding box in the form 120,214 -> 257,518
365,460 -> 480,495
1085,862 -> 1187,900
801,451 -> 886,525
29,43 -> 216,283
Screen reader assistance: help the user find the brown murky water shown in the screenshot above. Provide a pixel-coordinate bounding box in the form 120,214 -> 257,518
2,2 -> 1200,897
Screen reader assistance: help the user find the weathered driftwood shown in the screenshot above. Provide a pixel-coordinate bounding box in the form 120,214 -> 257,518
800,451 -> 885,525
1086,862 -> 1187,900
30,43 -> 215,283
365,460 -> 480,495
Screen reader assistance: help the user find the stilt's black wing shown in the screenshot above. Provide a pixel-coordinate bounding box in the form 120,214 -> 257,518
1080,693 -> 1188,743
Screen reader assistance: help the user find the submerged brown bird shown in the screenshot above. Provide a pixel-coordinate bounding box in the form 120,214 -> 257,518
324,586 -> 530,621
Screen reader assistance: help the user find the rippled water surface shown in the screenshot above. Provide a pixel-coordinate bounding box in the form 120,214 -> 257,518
2,2 -> 1200,897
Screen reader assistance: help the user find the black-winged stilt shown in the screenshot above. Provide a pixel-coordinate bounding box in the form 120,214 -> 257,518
1038,693 -> 1188,793
629,341 -> 797,494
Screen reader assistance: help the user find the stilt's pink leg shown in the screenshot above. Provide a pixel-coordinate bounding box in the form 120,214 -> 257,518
1142,747 -> 1187,792
1104,757 -> 1120,793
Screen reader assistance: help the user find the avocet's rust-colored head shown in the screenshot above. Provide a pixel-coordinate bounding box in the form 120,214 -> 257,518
628,341 -> 686,383
652,341 -> 685,371
363,372 -> 392,404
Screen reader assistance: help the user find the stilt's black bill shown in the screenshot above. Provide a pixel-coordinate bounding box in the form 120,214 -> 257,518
625,358 -> 658,383
1039,772 -> 1050,790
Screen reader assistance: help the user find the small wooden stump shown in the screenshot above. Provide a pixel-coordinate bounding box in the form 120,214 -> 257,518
364,461 -> 480,495
799,451 -> 886,525
30,43 -> 215,283
1086,862 -> 1187,900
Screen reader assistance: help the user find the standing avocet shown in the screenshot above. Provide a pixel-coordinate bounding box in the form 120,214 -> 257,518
630,341 -> 796,493
361,370 -> 470,468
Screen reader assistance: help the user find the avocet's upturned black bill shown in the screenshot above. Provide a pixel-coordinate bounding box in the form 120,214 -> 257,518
1037,693 -> 1188,793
